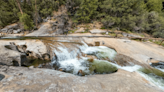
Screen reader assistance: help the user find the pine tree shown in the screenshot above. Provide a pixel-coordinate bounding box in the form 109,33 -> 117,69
145,0 -> 163,13
19,13 -> 34,30
75,0 -> 98,23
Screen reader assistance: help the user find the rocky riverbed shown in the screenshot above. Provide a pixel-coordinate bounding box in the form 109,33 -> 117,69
0,37 -> 164,92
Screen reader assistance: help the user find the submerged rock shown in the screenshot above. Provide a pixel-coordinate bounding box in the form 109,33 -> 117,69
139,67 -> 164,79
88,60 -> 118,74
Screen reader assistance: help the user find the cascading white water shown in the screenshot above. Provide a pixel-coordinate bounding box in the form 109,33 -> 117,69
52,41 -> 118,75
82,46 -> 117,61
52,43 -> 89,74
51,41 -> 164,90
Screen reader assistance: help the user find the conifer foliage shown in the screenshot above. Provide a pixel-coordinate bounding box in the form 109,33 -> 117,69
0,0 -> 164,38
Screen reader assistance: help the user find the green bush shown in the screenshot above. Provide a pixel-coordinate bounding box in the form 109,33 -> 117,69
19,13 -> 34,30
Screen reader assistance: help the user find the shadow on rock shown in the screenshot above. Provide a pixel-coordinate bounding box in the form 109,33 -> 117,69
0,74 -> 5,81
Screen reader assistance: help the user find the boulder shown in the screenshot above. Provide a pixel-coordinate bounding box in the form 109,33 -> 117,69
151,61 -> 164,69
1,28 -> 8,33
13,29 -> 21,34
43,19 -> 48,22
0,74 -> 5,81
0,40 -> 50,67
7,29 -> 13,34
75,28 -> 85,33
0,24 -> 19,33
26,25 -> 51,36
90,29 -> 107,34
122,33 -> 129,37
4,44 -> 18,51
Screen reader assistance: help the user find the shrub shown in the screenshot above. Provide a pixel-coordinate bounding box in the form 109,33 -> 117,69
19,13 -> 34,30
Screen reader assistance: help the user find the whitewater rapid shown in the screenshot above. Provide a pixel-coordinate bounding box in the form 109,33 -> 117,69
51,41 -> 164,90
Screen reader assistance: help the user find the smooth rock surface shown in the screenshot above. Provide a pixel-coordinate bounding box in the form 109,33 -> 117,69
0,40 -> 48,66
0,66 -> 163,92
0,23 -> 19,34
83,38 -> 164,64
26,24 -> 51,36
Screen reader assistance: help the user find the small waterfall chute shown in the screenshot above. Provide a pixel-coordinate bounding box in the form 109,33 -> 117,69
52,41 -> 118,75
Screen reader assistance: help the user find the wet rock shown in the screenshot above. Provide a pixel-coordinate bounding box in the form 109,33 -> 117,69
114,54 -> 142,66
95,41 -> 100,46
151,62 -> 164,69
0,40 -> 50,67
42,53 -> 50,61
0,74 -> 5,81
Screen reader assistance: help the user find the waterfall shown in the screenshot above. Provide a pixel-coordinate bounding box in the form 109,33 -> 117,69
52,41 -> 118,75
52,42 -> 90,75
51,40 -> 164,90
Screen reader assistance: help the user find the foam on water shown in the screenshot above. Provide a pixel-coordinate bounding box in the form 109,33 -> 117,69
156,68 -> 164,72
138,71 -> 164,90
52,43 -> 90,74
58,58 -> 90,74
83,46 -> 117,60
52,41 -> 118,74
109,62 -> 142,72
52,41 -> 164,90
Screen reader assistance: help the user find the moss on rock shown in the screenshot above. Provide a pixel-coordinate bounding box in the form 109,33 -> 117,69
139,67 -> 164,78
89,60 -> 118,74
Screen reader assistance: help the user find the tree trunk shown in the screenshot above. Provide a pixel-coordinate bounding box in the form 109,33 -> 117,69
35,0 -> 38,27
160,40 -> 164,46
16,0 -> 23,15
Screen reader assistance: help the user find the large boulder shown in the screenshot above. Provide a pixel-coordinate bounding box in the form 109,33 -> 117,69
0,66 -> 163,92
0,74 -> 5,81
0,40 -> 50,67
75,28 -> 85,33
0,23 -> 19,34
26,24 -> 51,36
90,29 -> 107,34
13,29 -> 21,34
